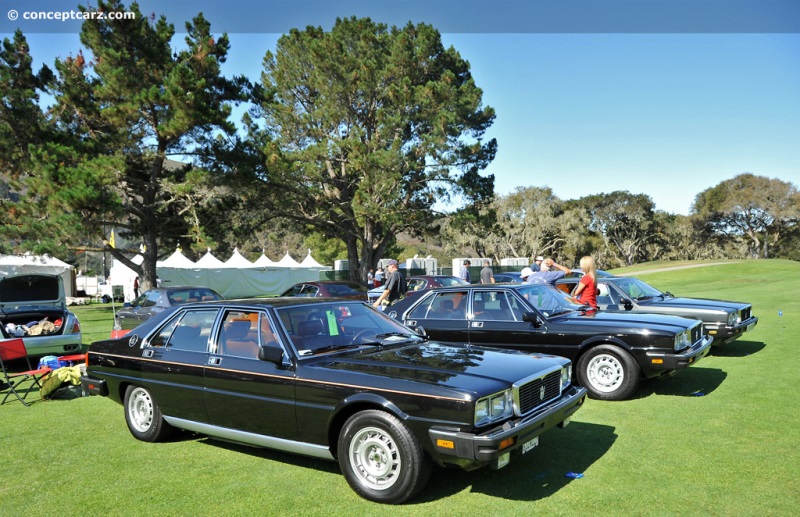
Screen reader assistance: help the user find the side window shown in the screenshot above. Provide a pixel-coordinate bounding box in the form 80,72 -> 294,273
219,310 -> 260,358
407,279 -> 426,292
162,309 -> 217,352
408,294 -> 435,320
474,291 -> 520,321
284,285 -> 304,296
142,290 -> 160,308
421,292 -> 468,320
260,313 -> 280,349
301,285 -> 320,297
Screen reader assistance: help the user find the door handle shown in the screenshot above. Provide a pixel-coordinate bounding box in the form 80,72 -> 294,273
471,321 -> 484,328
208,357 -> 222,366
142,349 -> 154,358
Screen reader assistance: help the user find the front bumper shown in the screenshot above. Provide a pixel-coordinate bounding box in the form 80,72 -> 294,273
705,316 -> 758,345
643,334 -> 713,375
427,384 -> 587,470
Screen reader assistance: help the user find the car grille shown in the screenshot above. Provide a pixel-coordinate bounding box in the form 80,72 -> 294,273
740,306 -> 751,322
691,322 -> 703,345
514,369 -> 562,416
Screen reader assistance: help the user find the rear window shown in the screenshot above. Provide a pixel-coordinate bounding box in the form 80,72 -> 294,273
0,275 -> 60,302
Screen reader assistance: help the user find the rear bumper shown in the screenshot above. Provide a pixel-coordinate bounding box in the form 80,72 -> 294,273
80,375 -> 109,397
427,385 -> 587,470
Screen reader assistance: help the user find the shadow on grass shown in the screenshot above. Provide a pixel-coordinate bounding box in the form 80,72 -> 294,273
710,340 -> 766,358
188,422 -> 616,504
414,421 -> 617,503
198,438 -> 340,475
638,366 -> 728,398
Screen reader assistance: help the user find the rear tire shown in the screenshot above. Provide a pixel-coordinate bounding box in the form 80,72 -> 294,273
577,345 -> 640,401
338,410 -> 431,504
124,385 -> 174,442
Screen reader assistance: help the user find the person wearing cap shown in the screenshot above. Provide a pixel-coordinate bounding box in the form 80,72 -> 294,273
520,266 -> 535,282
527,258 -> 571,286
459,260 -> 472,283
530,256 -> 544,272
373,260 -> 406,308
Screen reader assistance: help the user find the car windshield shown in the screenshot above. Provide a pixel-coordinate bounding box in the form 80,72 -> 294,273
611,278 -> 664,300
515,284 -> 585,316
274,302 -> 419,356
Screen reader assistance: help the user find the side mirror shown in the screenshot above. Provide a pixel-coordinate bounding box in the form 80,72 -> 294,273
123,302 -> 131,307
414,326 -> 428,338
259,346 -> 289,367
620,298 -> 634,310
522,312 -> 543,328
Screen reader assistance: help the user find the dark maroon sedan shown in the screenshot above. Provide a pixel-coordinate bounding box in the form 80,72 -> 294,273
368,275 -> 469,302
281,280 -> 369,301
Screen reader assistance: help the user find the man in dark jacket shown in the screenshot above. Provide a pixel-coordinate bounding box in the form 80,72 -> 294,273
372,260 -> 406,308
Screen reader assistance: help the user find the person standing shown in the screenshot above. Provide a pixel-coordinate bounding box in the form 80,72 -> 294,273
572,256 -> 598,309
480,260 -> 495,284
374,267 -> 384,288
372,260 -> 406,308
133,276 -> 140,298
527,258 -> 570,286
459,260 -> 472,283
530,256 -> 544,272
367,268 -> 374,287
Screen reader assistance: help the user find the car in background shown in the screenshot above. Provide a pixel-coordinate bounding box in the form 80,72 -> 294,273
569,269 -> 615,278
556,276 -> 758,345
0,273 -> 82,357
81,297 -> 586,504
494,272 -> 524,283
281,280 -> 369,300
114,286 -> 224,334
367,275 -> 469,302
385,283 -> 712,400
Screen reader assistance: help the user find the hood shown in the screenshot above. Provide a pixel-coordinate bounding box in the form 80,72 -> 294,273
0,274 -> 65,308
638,295 -> 749,313
555,309 -> 699,333
315,341 -> 568,397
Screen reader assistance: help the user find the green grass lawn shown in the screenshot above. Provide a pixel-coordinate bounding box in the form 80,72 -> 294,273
2,260 -> 798,515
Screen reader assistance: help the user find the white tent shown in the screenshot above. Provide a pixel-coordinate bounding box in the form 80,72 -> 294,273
0,253 -> 75,297
275,252 -> 301,267
223,248 -> 254,268
299,249 -> 325,268
108,254 -> 143,302
253,253 -> 274,267
157,248 -> 196,268
195,249 -> 225,268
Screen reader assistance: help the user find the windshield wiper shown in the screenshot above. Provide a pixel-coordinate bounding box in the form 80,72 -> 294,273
375,332 -> 415,340
636,295 -> 654,301
311,344 -> 362,354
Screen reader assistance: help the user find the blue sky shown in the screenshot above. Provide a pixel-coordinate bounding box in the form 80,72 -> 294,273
4,1 -> 799,215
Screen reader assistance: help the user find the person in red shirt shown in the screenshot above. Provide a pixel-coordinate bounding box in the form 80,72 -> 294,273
572,256 -> 598,309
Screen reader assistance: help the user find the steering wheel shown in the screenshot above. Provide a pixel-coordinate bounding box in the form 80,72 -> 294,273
351,329 -> 378,345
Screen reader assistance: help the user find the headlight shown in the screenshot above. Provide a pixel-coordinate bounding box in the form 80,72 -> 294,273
674,330 -> 690,351
727,312 -> 737,326
561,364 -> 572,391
475,389 -> 514,426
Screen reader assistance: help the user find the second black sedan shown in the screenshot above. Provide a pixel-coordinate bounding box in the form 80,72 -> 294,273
386,284 -> 713,400
555,276 -> 758,345
114,286 -> 224,334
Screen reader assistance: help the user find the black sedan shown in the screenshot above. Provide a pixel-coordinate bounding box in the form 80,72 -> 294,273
81,298 -> 586,504
556,276 -> 758,345
113,286 -> 224,335
385,284 -> 713,401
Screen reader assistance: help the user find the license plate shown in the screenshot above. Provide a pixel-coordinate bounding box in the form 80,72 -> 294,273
563,417 -> 571,427
746,323 -> 755,332
522,436 -> 539,454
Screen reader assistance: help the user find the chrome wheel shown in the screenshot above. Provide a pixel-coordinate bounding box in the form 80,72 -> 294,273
348,426 -> 401,491
586,352 -> 625,394
126,386 -> 154,433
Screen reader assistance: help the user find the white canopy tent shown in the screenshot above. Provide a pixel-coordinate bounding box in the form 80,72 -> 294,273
157,248 -> 196,268
0,253 -> 75,297
157,249 -> 330,298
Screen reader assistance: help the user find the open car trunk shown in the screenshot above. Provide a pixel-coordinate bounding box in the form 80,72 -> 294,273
0,274 -> 68,337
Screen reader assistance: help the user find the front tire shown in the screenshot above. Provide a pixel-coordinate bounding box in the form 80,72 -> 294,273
338,410 -> 431,504
124,385 -> 174,442
577,345 -> 641,401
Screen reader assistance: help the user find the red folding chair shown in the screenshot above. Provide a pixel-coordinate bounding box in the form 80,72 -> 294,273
0,338 -> 53,406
